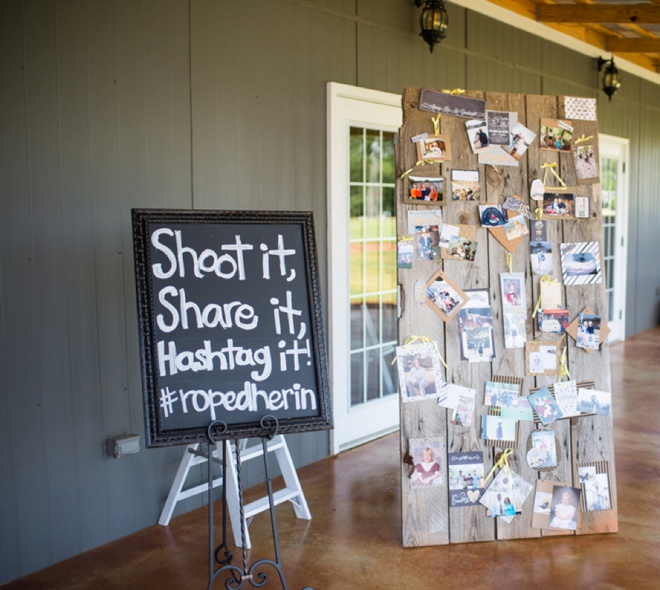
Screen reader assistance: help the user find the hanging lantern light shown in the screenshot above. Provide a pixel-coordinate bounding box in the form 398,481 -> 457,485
597,56 -> 622,101
415,0 -> 449,53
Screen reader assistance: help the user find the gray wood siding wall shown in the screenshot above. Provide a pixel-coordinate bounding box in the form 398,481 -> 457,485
0,0 -> 658,583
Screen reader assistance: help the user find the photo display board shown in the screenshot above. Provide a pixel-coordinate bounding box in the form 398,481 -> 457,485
396,89 -> 617,546
133,209 -> 332,447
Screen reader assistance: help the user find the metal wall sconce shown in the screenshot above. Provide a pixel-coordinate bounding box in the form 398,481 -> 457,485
413,0 -> 449,53
596,56 -> 622,101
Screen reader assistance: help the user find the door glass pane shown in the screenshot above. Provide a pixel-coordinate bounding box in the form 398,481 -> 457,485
601,155 -> 618,324
349,126 -> 398,408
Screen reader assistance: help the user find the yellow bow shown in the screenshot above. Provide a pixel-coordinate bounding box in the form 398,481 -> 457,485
541,162 -> 567,188
395,335 -> 449,371
431,114 -> 441,137
401,160 -> 432,179
574,134 -> 593,145
559,346 -> 571,381
441,88 -> 466,95
482,448 -> 514,488
398,234 -> 414,242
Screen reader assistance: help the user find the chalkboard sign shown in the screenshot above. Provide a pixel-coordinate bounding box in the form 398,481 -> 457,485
132,209 -> 332,447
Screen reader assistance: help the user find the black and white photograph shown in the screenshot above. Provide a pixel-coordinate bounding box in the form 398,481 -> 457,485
486,110 -> 516,145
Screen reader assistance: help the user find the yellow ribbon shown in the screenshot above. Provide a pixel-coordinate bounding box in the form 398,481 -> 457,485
431,114 -> 441,137
482,448 -> 514,488
541,162 -> 567,188
398,234 -> 413,242
505,252 -> 513,275
441,88 -> 465,95
574,134 -> 593,145
535,207 -> 543,221
394,335 -> 449,371
559,346 -> 570,381
532,275 -> 557,318
401,160 -> 432,179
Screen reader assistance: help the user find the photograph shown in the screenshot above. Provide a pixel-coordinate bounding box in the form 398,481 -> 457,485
527,344 -> 559,376
528,386 -> 563,424
530,241 -> 553,275
574,144 -> 599,182
425,269 -> 468,322
437,382 -> 476,411
465,119 -> 489,153
397,239 -> 414,269
408,438 -> 444,489
486,110 -> 516,145
407,208 -> 442,234
416,135 -> 452,163
577,388 -> 611,415
561,242 -> 602,285
447,237 -> 478,261
396,341 -> 445,402
576,312 -> 601,350
458,310 -> 494,363
502,215 -> 528,241
452,393 -> 477,428
406,176 -> 444,205
438,223 -> 460,248
479,467 -> 533,520
540,118 -> 574,152
537,308 -> 569,334
529,430 -> 558,469
582,471 -> 612,512
503,312 -> 527,349
451,169 -> 480,201
542,192 -> 575,218
502,122 -> 536,160
480,415 -> 517,443
484,381 -> 521,407
548,486 -> 581,530
501,272 -> 526,310
415,225 -> 441,261
448,451 -> 485,507
479,204 -> 508,227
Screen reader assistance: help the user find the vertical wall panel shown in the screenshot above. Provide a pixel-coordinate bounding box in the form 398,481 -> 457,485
57,0 -> 109,554
0,2 -> 28,581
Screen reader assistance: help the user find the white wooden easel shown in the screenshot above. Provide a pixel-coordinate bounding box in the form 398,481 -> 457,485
158,435 -> 311,548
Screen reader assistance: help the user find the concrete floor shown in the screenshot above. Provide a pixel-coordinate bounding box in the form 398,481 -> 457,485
4,328 -> 660,589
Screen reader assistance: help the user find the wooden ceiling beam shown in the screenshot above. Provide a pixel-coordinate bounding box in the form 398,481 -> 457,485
607,37 -> 660,53
537,4 -> 660,24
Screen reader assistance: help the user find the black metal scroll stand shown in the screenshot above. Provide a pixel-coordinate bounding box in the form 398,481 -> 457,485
205,417 -> 313,590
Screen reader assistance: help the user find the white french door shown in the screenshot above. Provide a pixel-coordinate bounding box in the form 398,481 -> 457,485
327,82 -> 402,454
599,134 -> 629,342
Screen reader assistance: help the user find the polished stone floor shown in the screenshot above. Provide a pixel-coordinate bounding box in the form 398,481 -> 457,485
5,328 -> 660,589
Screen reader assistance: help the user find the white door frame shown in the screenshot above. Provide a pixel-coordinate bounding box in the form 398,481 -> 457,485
327,82 -> 402,455
599,133 -> 629,342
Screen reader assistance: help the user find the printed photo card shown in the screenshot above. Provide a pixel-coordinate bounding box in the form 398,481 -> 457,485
396,341 -> 445,403
448,451 -> 485,507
